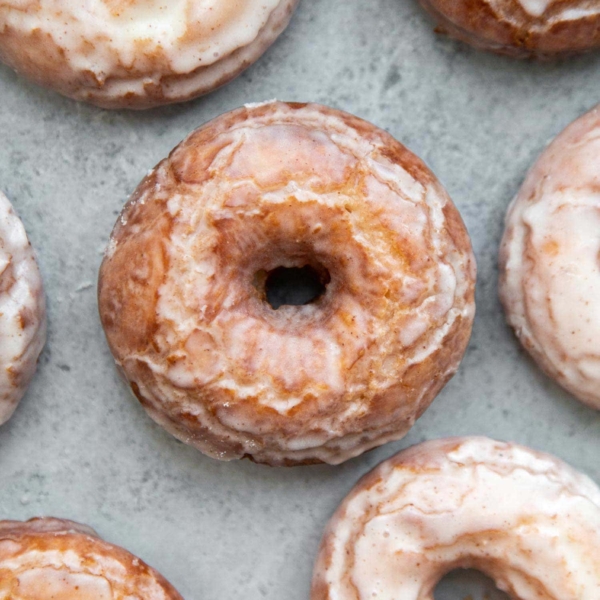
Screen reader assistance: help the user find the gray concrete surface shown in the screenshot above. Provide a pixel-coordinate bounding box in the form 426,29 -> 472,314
1,1 -> 599,598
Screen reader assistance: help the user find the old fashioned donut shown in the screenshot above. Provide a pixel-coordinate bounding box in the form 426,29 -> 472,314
0,191 -> 46,425
0,0 -> 299,109
312,436 -> 600,599
98,101 -> 476,466
0,517 -> 182,598
500,106 -> 600,409
419,0 -> 600,58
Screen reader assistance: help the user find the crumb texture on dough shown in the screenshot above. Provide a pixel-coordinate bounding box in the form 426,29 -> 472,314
420,0 -> 600,57
0,0 -> 299,108
0,191 -> 46,425
312,437 -> 600,599
0,517 -> 183,599
98,101 -> 476,466
500,105 -> 600,409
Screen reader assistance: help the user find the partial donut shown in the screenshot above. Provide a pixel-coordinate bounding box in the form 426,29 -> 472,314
0,191 -> 46,425
0,1 -> 299,109
0,517 -> 182,598
312,436 -> 600,599
419,0 -> 600,58
500,106 -> 600,409
98,101 -> 476,466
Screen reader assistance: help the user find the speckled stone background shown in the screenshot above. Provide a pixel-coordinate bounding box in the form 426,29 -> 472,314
1,1 -> 600,599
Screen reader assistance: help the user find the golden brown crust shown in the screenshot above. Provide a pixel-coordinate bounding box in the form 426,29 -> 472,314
98,101 -> 476,466
0,517 -> 183,599
0,0 -> 299,109
420,0 -> 600,58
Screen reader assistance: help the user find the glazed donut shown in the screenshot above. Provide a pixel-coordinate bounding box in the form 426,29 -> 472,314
98,101 -> 476,466
0,517 -> 182,598
500,106 -> 600,409
0,191 -> 46,425
419,0 -> 600,58
312,436 -> 600,599
0,1 -> 299,109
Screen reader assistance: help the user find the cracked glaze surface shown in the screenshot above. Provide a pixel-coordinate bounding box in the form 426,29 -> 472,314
98,101 -> 476,466
0,517 -> 183,599
500,105 -> 600,409
312,437 -> 600,600
0,0 -> 299,108
419,0 -> 600,57
0,191 -> 45,426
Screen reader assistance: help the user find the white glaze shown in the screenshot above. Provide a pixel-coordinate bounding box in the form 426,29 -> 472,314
0,0 -> 298,107
482,0 -> 594,21
1,0 -> 279,75
312,437 -> 600,599
500,105 -> 600,409
517,0 -> 554,17
99,102 -> 476,466
0,191 -> 46,425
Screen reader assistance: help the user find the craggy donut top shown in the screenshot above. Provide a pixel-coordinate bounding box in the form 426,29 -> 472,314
0,0 -> 297,107
0,518 -> 182,599
420,0 -> 600,56
0,191 -> 46,425
500,106 -> 600,408
1,0 -> 279,72
312,437 -> 600,599
99,101 -> 476,466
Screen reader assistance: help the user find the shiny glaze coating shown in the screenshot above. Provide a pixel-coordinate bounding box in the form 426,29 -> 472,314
0,0 -> 299,108
420,0 -> 600,57
500,105 -> 600,409
312,437 -> 600,599
0,517 -> 182,599
98,101 -> 476,466
0,191 -> 45,425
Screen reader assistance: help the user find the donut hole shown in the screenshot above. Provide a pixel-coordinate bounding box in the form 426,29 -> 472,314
259,265 -> 330,309
434,569 -> 510,599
